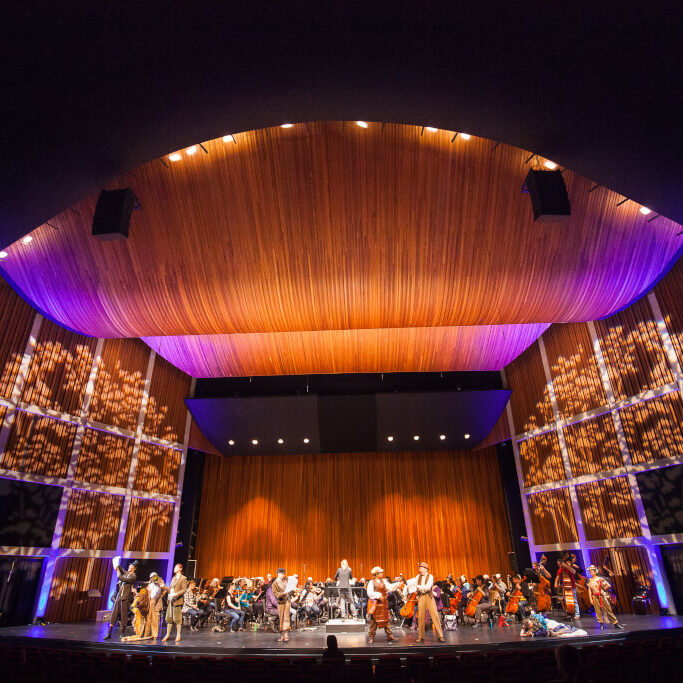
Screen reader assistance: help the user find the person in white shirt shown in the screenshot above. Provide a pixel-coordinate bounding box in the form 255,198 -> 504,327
412,561 -> 444,643
366,566 -> 402,643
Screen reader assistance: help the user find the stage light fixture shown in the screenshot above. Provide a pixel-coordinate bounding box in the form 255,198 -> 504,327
0,251 -> 7,259
640,206 -> 652,215
543,160 -> 557,169
21,235 -> 33,244
186,145 -> 197,155
387,436 -> 394,441
356,121 -> 368,128
426,127 -> 438,132
413,435 -> 420,441
251,439 -> 258,445
222,135 -> 233,142
439,434 -> 446,440
464,433 -> 471,439
228,440 -> 235,446
281,123 -> 293,128
277,438 -> 284,444
169,153 -> 181,161
303,438 -> 310,444
460,133 -> 471,140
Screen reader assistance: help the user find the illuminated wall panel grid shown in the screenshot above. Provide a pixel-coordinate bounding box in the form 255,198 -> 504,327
505,283 -> 683,614
0,289 -> 193,622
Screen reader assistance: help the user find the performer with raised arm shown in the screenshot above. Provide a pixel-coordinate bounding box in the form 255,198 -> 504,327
366,566 -> 401,643
103,559 -> 137,640
272,568 -> 294,642
413,561 -> 445,643
587,565 -> 624,630
334,559 -> 358,619
163,563 -> 188,642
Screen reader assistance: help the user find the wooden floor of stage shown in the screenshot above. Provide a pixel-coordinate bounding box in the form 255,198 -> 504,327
1,615 -> 682,658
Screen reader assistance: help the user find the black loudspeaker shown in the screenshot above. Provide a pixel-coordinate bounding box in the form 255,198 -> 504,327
524,169 -> 571,221
92,188 -> 137,240
508,551 -> 518,573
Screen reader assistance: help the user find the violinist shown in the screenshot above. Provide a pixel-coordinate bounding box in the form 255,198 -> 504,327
411,562 -> 444,643
587,565 -> 624,630
300,580 -> 324,623
556,552 -> 581,620
366,566 -> 401,643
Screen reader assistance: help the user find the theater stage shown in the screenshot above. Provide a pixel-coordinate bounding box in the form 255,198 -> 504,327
1,615 -> 682,658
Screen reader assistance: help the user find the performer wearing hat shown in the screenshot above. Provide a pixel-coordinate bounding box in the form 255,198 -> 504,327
366,566 -> 402,643
272,568 -> 293,642
104,560 -> 137,640
412,561 -> 444,643
587,565 -> 624,630
163,563 -> 188,642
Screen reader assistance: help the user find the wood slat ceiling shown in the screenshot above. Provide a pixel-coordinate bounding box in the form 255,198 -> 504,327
1,121 -> 680,376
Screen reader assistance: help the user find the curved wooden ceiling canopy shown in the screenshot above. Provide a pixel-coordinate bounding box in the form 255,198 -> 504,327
1,121 -> 681,377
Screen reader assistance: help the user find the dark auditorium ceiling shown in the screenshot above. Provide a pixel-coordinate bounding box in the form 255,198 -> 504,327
1,121 -> 681,378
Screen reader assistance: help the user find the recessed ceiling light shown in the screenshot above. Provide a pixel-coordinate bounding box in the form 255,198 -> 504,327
0,251 -> 7,259
439,434 -> 446,440
413,435 -> 420,441
277,438 -> 284,444
281,123 -> 293,128
169,153 -> 181,162
228,440 -> 235,446
303,438 -> 310,444
464,433 -> 471,439
186,146 -> 197,155
426,127 -> 438,132
251,439 -> 258,445
639,206 -> 652,215
356,121 -> 368,128
460,133 -> 471,140
543,160 -> 557,170
21,236 -> 33,244
222,135 -> 234,142
387,436 -> 394,442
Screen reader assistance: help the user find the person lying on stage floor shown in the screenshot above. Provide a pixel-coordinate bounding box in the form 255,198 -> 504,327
520,612 -> 587,638
104,559 -> 137,640
163,563 -> 188,642
366,566 -> 402,643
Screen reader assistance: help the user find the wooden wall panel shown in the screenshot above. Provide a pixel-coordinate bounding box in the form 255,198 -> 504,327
124,498 -> 174,552
595,298 -> 673,401
0,412 -> 76,478
654,254 -> 683,368
506,341 -> 553,434
73,429 -> 134,488
563,414 -> 623,477
133,441 -> 181,495
526,488 -> 578,545
20,319 -> 97,414
543,322 -> 607,419
576,476 -> 642,541
59,489 -> 123,550
619,391 -> 683,465
44,557 -> 110,623
0,278 -> 36,399
588,547 -> 661,615
518,431 -> 565,487
196,449 -> 513,581
89,338 -> 150,431
143,354 -> 192,442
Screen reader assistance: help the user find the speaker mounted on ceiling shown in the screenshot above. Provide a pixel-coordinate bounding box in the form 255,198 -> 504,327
92,188 -> 139,240
524,169 -> 571,221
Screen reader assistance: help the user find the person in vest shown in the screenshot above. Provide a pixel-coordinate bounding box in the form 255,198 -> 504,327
587,565 -> 624,630
104,560 -> 137,640
366,566 -> 402,643
163,563 -> 188,642
412,561 -> 445,643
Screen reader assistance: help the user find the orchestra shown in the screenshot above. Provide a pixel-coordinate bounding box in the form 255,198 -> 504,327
102,553 -> 637,644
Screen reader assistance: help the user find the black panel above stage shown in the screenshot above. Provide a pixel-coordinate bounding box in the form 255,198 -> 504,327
187,375 -> 510,456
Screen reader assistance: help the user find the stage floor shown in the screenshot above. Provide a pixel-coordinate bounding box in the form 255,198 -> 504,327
1,615 -> 683,658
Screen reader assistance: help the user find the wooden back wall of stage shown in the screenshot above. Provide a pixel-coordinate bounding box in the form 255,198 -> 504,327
195,447 -> 512,581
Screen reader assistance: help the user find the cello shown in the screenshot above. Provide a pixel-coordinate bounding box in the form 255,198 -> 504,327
465,581 -> 485,618
505,575 -> 524,615
399,581 -> 418,619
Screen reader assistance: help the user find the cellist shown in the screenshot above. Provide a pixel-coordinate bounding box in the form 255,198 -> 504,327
556,552 -> 581,620
366,566 -> 401,643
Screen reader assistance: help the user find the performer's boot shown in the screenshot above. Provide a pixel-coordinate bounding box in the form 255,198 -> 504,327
175,624 -> 182,642
103,625 -> 113,640
161,624 -> 172,642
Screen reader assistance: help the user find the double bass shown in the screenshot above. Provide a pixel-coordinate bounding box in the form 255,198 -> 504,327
534,555 -> 552,612
559,557 -> 576,617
